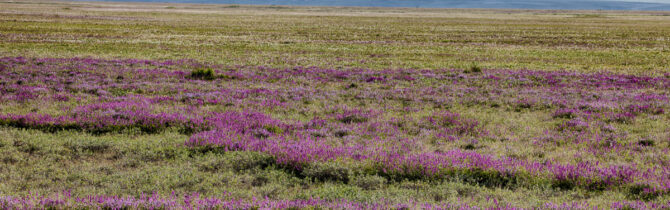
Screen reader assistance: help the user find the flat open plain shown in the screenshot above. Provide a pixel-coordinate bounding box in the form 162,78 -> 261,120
0,1 -> 669,208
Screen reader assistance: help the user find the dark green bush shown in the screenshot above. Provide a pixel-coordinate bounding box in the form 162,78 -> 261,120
465,63 -> 482,73
252,175 -> 269,187
65,139 -> 111,154
302,162 -> 351,183
13,140 -> 40,155
263,125 -> 284,135
198,156 -> 228,172
339,115 -> 368,124
461,143 -> 477,150
229,152 -> 275,171
258,184 -> 283,199
551,179 -> 576,190
628,184 -> 661,201
638,139 -> 655,147
333,129 -> 349,138
457,169 -> 519,188
352,175 -> 387,190
189,68 -> 217,80
138,146 -> 182,162
196,151 -> 273,172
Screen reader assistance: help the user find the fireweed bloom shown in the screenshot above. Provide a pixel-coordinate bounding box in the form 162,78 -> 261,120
1,57 -> 669,207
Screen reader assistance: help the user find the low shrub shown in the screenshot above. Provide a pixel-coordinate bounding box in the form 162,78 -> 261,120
197,155 -> 228,172
352,175 -> 387,190
455,169 -> 520,189
189,68 -> 217,80
13,140 -> 40,155
424,111 -> 487,137
552,108 -> 578,119
65,139 -> 111,154
302,161 -> 351,183
605,112 -> 636,124
339,115 -> 368,124
551,179 -> 576,190
465,63 -> 482,73
627,184 -> 661,201
638,138 -> 655,147
229,152 -> 275,172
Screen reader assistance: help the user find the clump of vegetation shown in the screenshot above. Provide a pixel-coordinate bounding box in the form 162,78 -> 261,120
339,115 -> 368,124
352,175 -> 387,190
513,99 -> 535,111
552,108 -> 578,119
13,139 -> 40,155
333,129 -> 349,138
454,169 -> 521,189
605,112 -> 636,124
336,109 -> 374,124
423,111 -> 487,137
572,14 -> 606,18
263,125 -> 284,135
65,139 -> 111,154
465,63 -> 482,73
197,151 -> 274,172
637,138 -> 655,147
551,179 -> 576,190
303,162 -> 351,183
189,68 -> 217,80
229,152 -> 275,171
628,184 -> 661,201
461,143 -> 477,150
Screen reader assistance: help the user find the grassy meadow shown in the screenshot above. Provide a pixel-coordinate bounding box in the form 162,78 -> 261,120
0,0 -> 669,209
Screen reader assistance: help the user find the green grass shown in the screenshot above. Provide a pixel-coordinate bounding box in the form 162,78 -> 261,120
0,1 -> 669,74
0,126 -> 636,208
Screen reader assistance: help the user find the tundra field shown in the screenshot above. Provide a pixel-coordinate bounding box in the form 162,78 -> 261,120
1,1 -> 670,209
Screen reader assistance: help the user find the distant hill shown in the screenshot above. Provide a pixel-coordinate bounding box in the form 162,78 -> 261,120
83,0 -> 670,10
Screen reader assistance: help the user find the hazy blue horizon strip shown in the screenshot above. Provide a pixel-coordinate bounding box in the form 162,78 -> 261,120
73,0 -> 670,11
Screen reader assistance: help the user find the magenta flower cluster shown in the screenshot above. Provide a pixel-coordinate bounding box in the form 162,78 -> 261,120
1,57 -> 669,200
